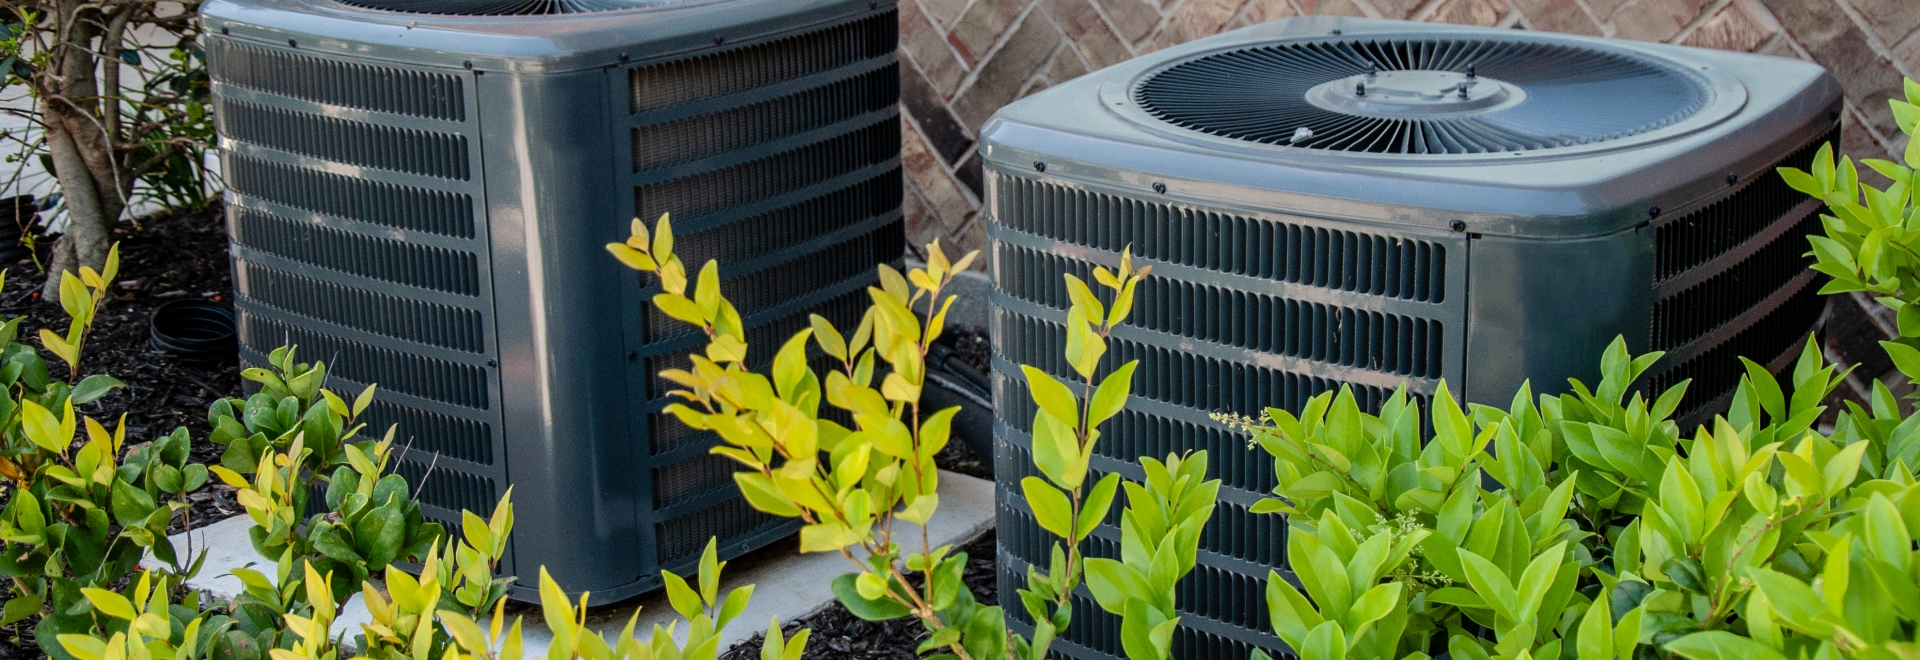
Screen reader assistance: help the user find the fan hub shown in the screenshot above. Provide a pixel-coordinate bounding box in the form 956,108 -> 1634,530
1306,69 -> 1524,118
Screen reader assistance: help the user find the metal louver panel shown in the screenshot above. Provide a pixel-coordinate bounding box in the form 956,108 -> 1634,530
1644,126 -> 1838,423
212,36 -> 503,544
208,39 -> 465,120
989,170 -> 1462,660
622,9 -> 901,575
219,99 -> 471,180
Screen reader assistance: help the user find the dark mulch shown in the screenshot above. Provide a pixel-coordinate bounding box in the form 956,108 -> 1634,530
720,529 -> 999,660
0,203 -> 243,659
0,204 -> 247,531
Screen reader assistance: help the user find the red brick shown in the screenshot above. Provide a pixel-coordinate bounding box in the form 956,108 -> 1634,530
1300,0 -> 1370,16
1153,0 -> 1248,49
1846,0 -> 1920,51
1841,104 -> 1898,174
901,117 -> 979,238
1902,32 -> 1920,77
1611,0 -> 1713,42
919,0 -> 967,30
1370,0 -> 1422,19
1584,0 -> 1631,24
1046,43 -> 1092,82
902,181 -> 946,250
902,0 -> 970,96
1097,0 -> 1165,42
953,212 -> 989,262
1238,0 -> 1301,26
1761,0 -> 1910,141
1429,0 -> 1510,26
1679,0 -> 1776,51
1518,0 -> 1604,35
952,0 -> 1028,64
1038,0 -> 1138,67
953,11 -> 1066,129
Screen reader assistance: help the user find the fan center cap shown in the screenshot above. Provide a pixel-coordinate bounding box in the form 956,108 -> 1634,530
1305,69 -> 1526,117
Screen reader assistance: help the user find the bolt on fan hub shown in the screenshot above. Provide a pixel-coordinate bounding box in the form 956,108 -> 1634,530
1306,69 -> 1525,117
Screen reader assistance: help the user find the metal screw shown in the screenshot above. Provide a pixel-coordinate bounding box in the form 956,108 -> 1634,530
1466,64 -> 1476,79
714,35 -> 725,45
1726,174 -> 1739,185
220,26 -> 229,35
463,60 -> 473,70
486,359 -> 498,367
619,52 -> 629,62
1449,220 -> 1467,232
1355,82 -> 1366,97
1649,206 -> 1662,218
287,38 -> 297,47
1331,28 -> 1342,34
1457,83 -> 1469,99
627,352 -> 638,362
1366,62 -> 1377,78
1152,182 -> 1167,194
1033,161 -> 1046,172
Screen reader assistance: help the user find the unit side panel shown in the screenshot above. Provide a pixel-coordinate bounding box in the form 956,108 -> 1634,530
985,168 -> 1467,658
615,6 -> 902,583
1640,124 -> 1838,427
210,37 -> 509,555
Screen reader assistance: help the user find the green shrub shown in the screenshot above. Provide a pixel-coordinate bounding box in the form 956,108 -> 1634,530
608,217 -> 1206,660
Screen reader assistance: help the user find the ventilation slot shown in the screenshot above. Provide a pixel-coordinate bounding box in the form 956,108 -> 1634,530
644,222 -> 903,344
999,243 -> 1444,377
997,175 -> 1446,302
233,208 -> 480,295
209,39 -> 465,121
1646,280 -> 1827,419
655,497 -> 782,566
362,400 -> 493,465
635,120 -> 897,223
633,64 -> 900,172
1651,212 -> 1820,351
996,310 -> 1408,417
660,170 -> 901,270
391,458 -> 495,515
1653,126 -> 1835,281
241,315 -> 489,409
220,99 -> 469,180
238,262 -> 484,353
653,453 -> 738,510
629,11 -> 897,113
227,154 -> 475,238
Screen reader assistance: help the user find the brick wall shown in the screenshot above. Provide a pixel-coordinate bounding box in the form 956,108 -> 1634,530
896,0 -> 1920,260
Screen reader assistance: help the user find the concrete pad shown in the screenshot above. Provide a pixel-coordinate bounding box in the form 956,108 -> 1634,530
147,471 -> 997,656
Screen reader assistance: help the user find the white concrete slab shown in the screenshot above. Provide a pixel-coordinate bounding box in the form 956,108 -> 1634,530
147,470 -> 997,656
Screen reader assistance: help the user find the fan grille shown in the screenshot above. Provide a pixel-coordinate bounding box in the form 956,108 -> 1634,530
332,0 -> 682,16
1134,37 -> 1709,155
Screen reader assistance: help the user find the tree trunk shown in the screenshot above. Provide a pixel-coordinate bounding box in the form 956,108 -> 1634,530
39,4 -> 125,298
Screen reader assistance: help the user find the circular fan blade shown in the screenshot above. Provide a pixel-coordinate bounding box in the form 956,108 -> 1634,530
1134,37 -> 1708,155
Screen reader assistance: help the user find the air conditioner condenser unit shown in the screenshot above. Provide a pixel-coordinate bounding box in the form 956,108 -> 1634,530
203,0 -> 903,600
983,16 -> 1840,659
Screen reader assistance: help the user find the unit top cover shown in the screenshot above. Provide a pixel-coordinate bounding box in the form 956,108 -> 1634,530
981,16 -> 1840,238
200,0 -> 880,73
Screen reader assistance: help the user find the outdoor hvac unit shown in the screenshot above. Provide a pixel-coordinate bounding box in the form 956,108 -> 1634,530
201,0 -> 902,599
984,16 -> 1841,659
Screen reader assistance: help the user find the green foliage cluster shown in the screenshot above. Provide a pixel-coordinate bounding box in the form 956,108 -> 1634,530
1229,75 -> 1920,660
609,216 -> 1213,660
